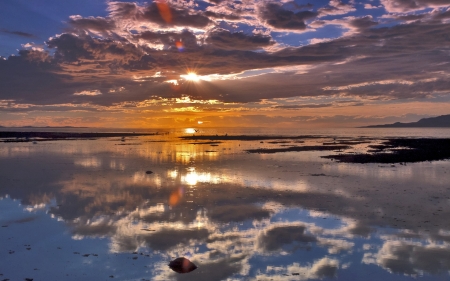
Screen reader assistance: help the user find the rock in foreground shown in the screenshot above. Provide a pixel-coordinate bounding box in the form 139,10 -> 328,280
168,257 -> 197,274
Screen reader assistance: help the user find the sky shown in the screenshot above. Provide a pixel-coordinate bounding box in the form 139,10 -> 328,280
0,0 -> 450,128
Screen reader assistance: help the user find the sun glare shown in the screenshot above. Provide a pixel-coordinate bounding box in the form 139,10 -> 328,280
181,72 -> 200,82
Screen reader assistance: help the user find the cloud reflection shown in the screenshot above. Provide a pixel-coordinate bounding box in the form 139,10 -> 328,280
1,136 -> 450,280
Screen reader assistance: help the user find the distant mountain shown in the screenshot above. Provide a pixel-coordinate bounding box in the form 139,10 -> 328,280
363,114 -> 450,128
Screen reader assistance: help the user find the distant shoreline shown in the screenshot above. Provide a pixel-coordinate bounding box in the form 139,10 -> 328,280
0,126 -> 89,128
0,131 -> 159,142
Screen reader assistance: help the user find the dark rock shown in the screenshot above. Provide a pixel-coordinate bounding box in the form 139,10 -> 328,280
145,171 -> 153,174
168,257 -> 198,273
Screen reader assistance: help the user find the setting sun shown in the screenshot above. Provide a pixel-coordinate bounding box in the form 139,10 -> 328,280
181,72 -> 200,82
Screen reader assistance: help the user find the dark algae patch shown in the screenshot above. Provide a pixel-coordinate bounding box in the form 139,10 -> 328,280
323,138 -> 450,163
246,145 -> 350,154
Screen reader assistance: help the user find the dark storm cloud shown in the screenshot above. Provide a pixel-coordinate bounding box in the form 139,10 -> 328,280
68,16 -> 116,33
0,28 -> 36,38
259,2 -> 318,30
258,225 -> 317,251
205,29 -> 274,50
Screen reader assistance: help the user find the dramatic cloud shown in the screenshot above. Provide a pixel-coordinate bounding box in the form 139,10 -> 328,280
205,29 -> 274,50
68,16 -> 116,34
134,29 -> 199,50
381,0 -> 450,12
318,0 -> 356,17
47,33 -> 143,63
259,2 -> 318,31
110,1 -> 211,28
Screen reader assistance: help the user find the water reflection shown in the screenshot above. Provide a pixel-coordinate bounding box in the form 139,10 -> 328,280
0,134 -> 450,280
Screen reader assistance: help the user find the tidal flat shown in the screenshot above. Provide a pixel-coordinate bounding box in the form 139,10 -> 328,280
1,128 -> 450,281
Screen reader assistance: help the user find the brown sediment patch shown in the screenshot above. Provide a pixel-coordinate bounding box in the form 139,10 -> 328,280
245,145 -> 350,154
0,132 -> 157,142
322,138 -> 450,163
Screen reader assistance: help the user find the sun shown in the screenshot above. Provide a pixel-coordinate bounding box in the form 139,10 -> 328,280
181,72 -> 200,82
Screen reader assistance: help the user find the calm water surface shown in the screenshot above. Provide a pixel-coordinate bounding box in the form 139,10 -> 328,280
1,128 -> 450,280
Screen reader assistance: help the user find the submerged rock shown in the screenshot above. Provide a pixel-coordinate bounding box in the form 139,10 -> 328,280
168,257 -> 197,273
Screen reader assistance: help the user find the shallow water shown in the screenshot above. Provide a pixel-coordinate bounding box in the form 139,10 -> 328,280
1,128 -> 450,280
